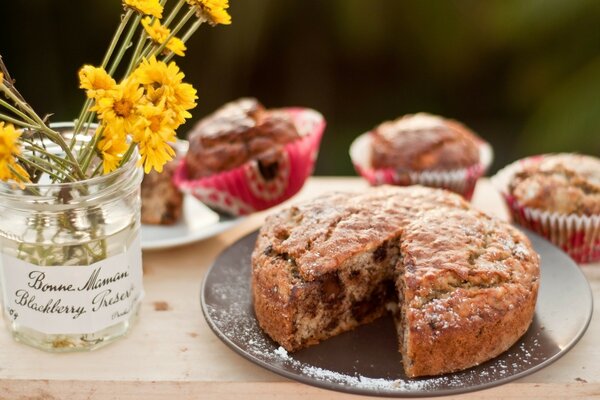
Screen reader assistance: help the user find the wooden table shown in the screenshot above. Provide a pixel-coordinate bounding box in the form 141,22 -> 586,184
1,178 -> 598,400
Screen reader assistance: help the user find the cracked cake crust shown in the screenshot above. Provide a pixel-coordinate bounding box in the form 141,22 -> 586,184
251,185 -> 540,377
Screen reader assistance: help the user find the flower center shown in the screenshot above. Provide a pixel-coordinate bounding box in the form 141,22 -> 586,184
149,116 -> 162,132
114,100 -> 133,117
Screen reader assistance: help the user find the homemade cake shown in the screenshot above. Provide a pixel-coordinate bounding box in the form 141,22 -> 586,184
185,98 -> 301,179
370,113 -> 481,171
251,186 -> 540,377
141,155 -> 183,225
507,154 -> 600,215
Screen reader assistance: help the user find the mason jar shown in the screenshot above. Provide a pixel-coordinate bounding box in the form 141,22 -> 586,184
0,123 -> 144,351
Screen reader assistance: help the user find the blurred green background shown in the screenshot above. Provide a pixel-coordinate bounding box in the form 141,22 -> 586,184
1,0 -> 598,174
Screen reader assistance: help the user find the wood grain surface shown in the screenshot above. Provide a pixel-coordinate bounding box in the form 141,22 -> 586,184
0,178 -> 598,400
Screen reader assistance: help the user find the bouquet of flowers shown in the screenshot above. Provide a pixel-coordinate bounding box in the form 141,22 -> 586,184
0,0 -> 230,185
0,0 -> 231,352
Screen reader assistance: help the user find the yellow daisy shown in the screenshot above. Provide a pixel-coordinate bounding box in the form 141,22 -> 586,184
123,0 -> 163,18
79,65 -> 117,99
96,125 -> 129,174
132,104 -> 178,173
186,0 -> 232,25
141,17 -> 187,57
0,72 -> 4,86
92,77 -> 145,134
134,57 -> 197,126
0,122 -> 30,184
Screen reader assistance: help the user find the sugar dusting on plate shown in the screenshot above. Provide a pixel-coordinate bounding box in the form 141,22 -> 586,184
204,248 -> 545,395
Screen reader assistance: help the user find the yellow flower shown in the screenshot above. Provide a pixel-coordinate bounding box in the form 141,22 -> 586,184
141,17 -> 187,57
186,0 -> 231,25
96,125 -> 129,174
134,57 -> 197,126
132,103 -> 177,173
0,72 -> 4,85
123,0 -> 163,18
0,122 -> 30,184
79,65 -> 117,99
92,77 -> 145,133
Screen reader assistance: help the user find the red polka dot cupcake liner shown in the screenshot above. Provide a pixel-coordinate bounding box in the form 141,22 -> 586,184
174,108 -> 325,216
349,133 -> 493,200
493,156 -> 600,264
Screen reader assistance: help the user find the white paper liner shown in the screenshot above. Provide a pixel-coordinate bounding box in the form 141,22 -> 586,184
349,132 -> 493,199
492,156 -> 600,264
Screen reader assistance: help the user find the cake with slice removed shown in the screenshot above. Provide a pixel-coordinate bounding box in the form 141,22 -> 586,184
251,185 -> 540,377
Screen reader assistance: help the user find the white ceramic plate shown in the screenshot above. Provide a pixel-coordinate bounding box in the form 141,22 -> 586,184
141,195 -> 243,250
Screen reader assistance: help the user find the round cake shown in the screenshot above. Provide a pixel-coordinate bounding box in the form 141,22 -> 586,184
251,185 -> 540,377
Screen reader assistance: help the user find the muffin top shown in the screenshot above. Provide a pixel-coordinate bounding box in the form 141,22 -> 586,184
508,154 -> 600,215
370,113 -> 481,171
185,98 -> 300,179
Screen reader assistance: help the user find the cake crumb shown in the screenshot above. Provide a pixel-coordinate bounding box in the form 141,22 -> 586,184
153,301 -> 170,311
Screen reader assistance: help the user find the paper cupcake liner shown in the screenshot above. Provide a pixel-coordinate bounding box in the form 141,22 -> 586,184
174,108 -> 325,216
349,133 -> 493,199
493,155 -> 600,264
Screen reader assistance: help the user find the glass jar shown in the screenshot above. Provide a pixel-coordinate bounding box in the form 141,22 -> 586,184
0,123 -> 144,351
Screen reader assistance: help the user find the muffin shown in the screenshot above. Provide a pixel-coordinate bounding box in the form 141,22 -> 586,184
494,153 -> 600,263
185,98 -> 300,179
175,98 -> 325,215
252,185 -> 540,377
350,113 -> 493,199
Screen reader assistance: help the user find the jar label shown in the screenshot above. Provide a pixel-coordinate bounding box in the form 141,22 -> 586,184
0,234 -> 143,335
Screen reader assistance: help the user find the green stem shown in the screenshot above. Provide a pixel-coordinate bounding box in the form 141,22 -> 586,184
108,14 -> 142,76
0,96 -> 38,126
0,86 -> 85,180
143,6 -> 195,61
163,0 -> 185,27
77,111 -> 98,165
0,113 -> 37,129
24,153 -> 75,179
72,9 -> 134,144
125,30 -> 148,77
23,143 -> 77,168
181,16 -> 203,42
90,162 -> 103,178
131,0 -> 181,65
164,17 -> 202,63
136,42 -> 154,64
119,142 -> 137,168
81,125 -> 104,174
8,164 -> 34,189
71,98 -> 92,147
102,10 -> 134,69
38,125 -> 86,180
2,82 -> 56,132
16,155 -> 76,182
